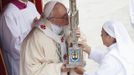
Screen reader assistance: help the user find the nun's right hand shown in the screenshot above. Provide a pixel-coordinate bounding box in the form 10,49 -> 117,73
78,38 -> 91,55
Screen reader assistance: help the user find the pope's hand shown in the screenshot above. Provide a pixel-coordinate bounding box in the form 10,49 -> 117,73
74,66 -> 85,75
61,61 -> 70,72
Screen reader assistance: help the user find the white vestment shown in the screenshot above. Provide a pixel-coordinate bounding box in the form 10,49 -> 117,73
20,20 -> 67,75
0,1 -> 40,75
20,19 -> 79,75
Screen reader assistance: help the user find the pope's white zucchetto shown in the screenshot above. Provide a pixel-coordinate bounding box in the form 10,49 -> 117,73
43,1 -> 59,18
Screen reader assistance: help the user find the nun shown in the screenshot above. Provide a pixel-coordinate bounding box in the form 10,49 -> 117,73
74,20 -> 134,75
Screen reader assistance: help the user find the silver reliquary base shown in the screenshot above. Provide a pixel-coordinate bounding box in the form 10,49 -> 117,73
66,47 -> 84,68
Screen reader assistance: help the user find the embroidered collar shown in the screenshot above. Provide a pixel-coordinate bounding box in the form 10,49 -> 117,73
37,19 -> 65,44
61,36 -> 64,42
11,0 -> 27,10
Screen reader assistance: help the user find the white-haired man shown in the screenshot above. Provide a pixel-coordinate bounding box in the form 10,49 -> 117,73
0,0 -> 40,75
20,1 -> 80,75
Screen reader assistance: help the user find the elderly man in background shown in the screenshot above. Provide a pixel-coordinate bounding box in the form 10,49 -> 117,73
20,1 -> 80,75
0,0 -> 40,75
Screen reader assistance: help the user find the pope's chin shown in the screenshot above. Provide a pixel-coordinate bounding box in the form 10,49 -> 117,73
59,22 -> 69,26
64,21 -> 69,26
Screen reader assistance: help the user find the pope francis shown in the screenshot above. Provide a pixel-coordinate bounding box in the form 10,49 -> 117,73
20,1 -> 79,75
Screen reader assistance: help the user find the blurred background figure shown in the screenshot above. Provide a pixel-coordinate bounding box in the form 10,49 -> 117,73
0,0 -> 40,75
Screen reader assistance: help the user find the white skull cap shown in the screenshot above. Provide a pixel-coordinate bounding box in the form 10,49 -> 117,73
43,1 -> 59,18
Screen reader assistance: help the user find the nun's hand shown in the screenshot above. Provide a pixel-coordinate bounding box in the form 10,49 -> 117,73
78,39 -> 91,54
75,27 -> 91,54
75,27 -> 81,38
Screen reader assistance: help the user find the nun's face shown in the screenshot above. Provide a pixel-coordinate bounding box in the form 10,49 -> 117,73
101,28 -> 115,47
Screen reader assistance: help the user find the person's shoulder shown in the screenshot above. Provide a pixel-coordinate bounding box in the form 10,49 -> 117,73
26,1 -> 37,11
25,27 -> 44,39
27,1 -> 36,7
23,27 -> 46,46
3,3 -> 19,16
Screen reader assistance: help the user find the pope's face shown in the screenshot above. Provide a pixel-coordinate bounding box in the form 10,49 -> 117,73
48,3 -> 69,26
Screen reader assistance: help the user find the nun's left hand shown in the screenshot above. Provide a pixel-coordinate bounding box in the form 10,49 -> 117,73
75,27 -> 81,38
